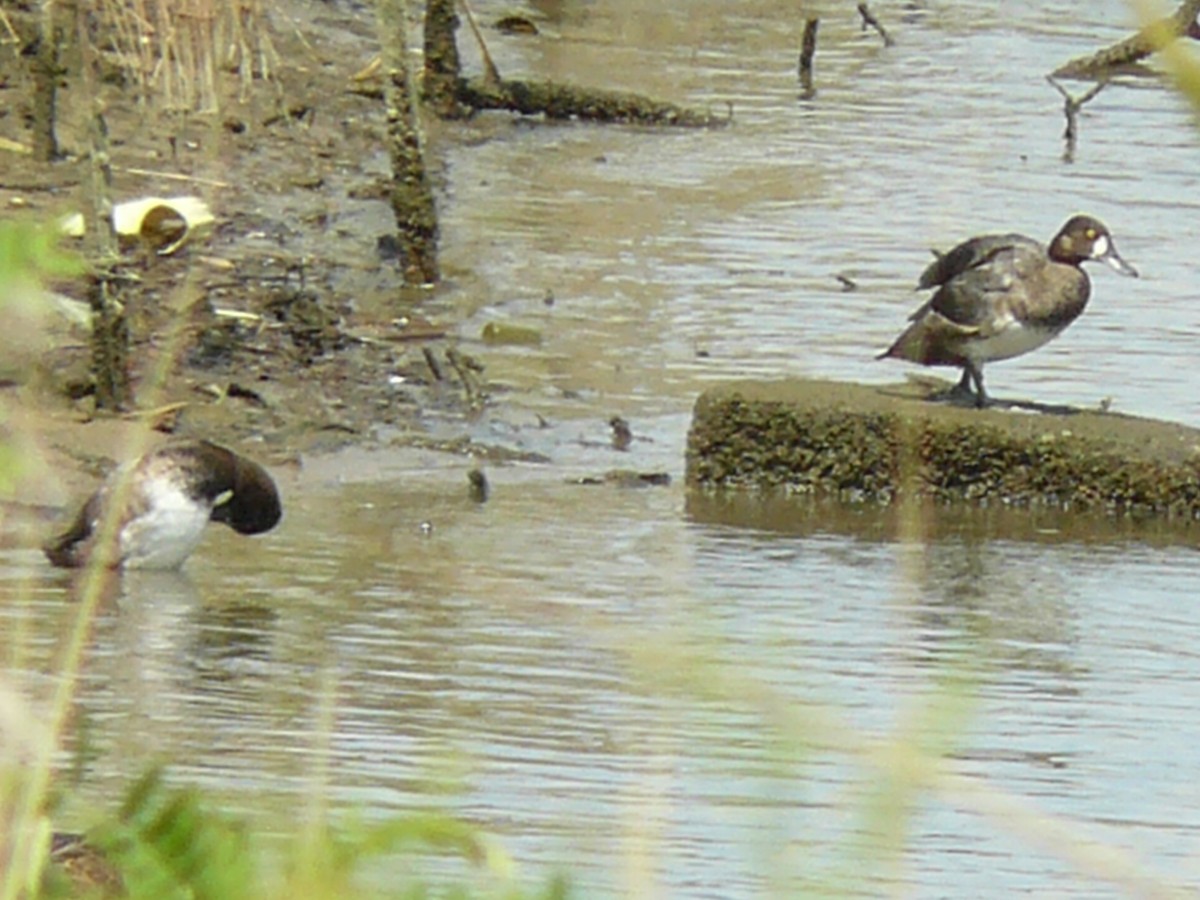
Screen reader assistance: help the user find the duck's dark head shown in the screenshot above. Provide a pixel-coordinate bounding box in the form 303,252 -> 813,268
211,459 -> 281,535
1052,215 -> 1138,277
192,442 -> 282,535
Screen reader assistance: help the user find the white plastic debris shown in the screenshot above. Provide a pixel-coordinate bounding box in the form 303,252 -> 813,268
59,196 -> 215,255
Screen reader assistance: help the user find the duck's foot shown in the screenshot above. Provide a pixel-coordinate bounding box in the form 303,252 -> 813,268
964,364 -> 989,408
938,367 -> 988,407
935,385 -> 982,407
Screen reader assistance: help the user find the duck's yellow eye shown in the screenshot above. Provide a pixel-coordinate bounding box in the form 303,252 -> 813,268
1085,228 -> 1096,239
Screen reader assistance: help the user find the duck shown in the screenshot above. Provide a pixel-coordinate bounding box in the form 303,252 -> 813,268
877,214 -> 1138,408
43,440 -> 281,570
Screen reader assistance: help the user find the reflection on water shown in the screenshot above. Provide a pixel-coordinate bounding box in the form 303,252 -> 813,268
8,0 -> 1200,895
6,469 -> 1200,896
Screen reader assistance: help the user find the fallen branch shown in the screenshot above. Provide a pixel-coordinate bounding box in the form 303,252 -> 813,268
423,0 -> 726,127
123,400 -> 187,420
1053,0 -> 1200,78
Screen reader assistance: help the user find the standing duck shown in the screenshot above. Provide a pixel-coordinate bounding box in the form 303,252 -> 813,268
877,214 -> 1138,407
44,440 -> 281,570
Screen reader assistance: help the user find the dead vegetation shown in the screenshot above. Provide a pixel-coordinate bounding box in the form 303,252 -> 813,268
89,0 -> 280,111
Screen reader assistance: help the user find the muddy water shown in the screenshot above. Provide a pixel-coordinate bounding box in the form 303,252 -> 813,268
11,0 -> 1200,895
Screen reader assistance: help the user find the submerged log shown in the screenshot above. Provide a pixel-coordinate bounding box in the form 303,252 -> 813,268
686,378 -> 1200,519
456,77 -> 728,127
1053,0 -> 1200,79
422,0 -> 726,127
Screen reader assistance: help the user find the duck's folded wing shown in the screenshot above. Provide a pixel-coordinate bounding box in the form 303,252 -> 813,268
880,307 -> 982,363
917,233 -> 1039,290
924,242 -> 1044,334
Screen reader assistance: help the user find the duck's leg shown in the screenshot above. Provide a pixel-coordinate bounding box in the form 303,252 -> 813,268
966,363 -> 988,408
947,364 -> 988,407
948,367 -> 975,403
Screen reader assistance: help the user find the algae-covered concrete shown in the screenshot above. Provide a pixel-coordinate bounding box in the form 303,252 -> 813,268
686,378 -> 1200,517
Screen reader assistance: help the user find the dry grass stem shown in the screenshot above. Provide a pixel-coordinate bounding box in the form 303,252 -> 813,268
92,0 -> 280,111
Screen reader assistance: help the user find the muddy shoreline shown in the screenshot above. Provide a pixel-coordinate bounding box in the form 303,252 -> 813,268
0,2 -> 508,508
3,1 -> 1199,524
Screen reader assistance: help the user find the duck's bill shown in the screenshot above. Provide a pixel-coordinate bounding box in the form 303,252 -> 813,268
1103,250 -> 1138,277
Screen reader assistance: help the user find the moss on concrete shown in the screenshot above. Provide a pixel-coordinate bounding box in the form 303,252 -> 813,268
686,378 -> 1200,518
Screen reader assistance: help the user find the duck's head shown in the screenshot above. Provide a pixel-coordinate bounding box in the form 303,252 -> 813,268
1053,215 -> 1138,277
204,446 -> 282,535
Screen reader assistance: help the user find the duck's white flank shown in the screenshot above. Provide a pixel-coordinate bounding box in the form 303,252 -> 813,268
117,474 -> 213,569
963,316 -> 1062,365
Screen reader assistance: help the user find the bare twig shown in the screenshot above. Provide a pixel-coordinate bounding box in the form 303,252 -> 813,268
114,166 -> 232,188
457,0 -> 501,86
799,18 -> 819,99
422,346 -> 444,382
0,5 -> 20,43
1047,76 -> 1108,162
445,346 -> 483,405
857,3 -> 895,47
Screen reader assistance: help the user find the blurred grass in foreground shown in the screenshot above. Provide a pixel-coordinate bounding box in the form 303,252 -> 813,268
1139,0 -> 1200,108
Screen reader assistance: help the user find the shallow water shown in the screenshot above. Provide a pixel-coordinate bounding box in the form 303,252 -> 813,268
10,0 -> 1200,896
437,0 -> 1200,424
